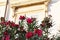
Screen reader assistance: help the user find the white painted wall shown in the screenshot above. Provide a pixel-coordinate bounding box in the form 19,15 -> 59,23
0,6 -> 5,17
48,0 -> 60,38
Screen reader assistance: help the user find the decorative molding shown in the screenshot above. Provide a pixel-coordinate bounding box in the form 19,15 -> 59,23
0,0 -> 47,6
16,9 -> 44,14
12,2 -> 45,10
0,2 -> 6,6
0,0 -> 51,22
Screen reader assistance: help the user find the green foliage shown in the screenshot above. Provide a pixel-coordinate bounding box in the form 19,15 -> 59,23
0,15 -> 53,40
40,17 -> 52,40
56,37 -> 60,40
27,18 -> 37,32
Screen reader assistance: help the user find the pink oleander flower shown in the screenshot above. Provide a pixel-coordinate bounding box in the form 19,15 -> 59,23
0,21 -> 6,25
5,35 -> 10,40
26,18 -> 33,24
10,22 -> 16,27
34,29 -> 42,37
26,32 -> 33,39
2,35 -> 10,40
5,21 -> 11,26
19,16 -> 25,20
15,24 -> 19,28
3,31 -> 8,35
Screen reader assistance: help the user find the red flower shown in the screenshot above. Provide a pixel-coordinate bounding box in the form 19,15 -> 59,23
15,24 -> 19,28
2,35 -> 10,40
26,18 -> 33,24
19,16 -> 25,20
34,29 -> 42,37
26,32 -> 33,39
11,22 -> 16,27
0,21 -> 6,25
4,31 -> 8,35
5,35 -> 10,40
0,21 -> 11,26
5,21 -> 11,26
10,22 -> 19,28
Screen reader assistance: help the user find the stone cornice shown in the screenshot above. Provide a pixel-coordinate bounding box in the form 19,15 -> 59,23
0,0 -> 50,7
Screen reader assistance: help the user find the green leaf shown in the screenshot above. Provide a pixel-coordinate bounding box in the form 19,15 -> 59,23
56,37 -> 60,40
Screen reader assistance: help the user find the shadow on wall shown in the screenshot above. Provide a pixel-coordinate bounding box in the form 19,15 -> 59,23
51,0 -> 60,4
48,0 -> 60,12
